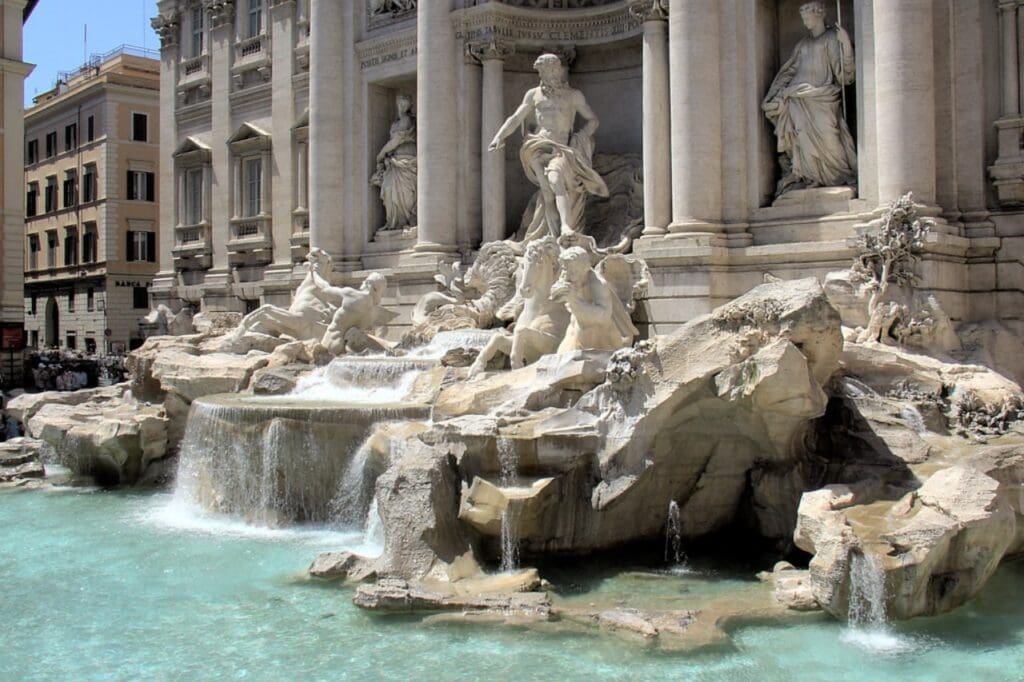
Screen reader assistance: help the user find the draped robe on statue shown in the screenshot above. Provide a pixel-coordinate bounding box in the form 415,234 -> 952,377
764,27 -> 857,197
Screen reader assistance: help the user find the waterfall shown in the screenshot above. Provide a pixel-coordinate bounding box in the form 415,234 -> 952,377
664,500 -> 684,565
497,438 -> 519,573
848,552 -> 887,628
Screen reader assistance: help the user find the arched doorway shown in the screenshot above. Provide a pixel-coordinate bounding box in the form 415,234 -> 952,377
44,297 -> 59,348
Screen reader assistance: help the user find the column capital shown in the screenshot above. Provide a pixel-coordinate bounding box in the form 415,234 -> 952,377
997,0 -> 1024,11
629,0 -> 668,23
204,0 -> 235,28
467,39 -> 515,64
150,11 -> 180,49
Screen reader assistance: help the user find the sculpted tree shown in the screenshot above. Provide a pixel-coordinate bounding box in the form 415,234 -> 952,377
852,192 -> 931,343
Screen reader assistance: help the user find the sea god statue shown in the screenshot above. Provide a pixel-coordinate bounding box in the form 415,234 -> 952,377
489,53 -> 608,241
371,93 -> 417,232
762,1 -> 857,198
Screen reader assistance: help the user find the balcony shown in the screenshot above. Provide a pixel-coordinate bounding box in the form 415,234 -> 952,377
178,54 -> 210,90
228,216 -> 273,266
232,34 -> 271,86
172,223 -> 212,270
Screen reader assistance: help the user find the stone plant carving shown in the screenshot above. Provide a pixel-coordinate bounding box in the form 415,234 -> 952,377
489,53 -> 609,241
550,246 -> 639,353
409,240 -> 520,337
320,273 -> 397,356
851,192 -> 931,344
371,94 -> 417,233
762,1 -> 857,198
468,236 -> 569,377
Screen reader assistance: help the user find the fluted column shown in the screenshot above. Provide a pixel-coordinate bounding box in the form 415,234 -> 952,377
309,0 -> 346,257
632,0 -> 671,236
667,0 -> 723,236
296,142 -> 307,211
415,1 -> 459,253
999,1 -> 1021,116
151,10 -> 180,289
472,40 -> 514,244
873,0 -> 937,207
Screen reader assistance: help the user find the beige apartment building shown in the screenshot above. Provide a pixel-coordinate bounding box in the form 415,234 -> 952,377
0,0 -> 36,386
22,46 -> 161,354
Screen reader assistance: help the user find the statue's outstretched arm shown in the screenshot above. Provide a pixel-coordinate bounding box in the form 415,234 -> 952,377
489,89 -> 535,150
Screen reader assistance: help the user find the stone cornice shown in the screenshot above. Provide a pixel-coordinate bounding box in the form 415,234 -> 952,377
355,29 -> 417,70
453,2 -> 642,48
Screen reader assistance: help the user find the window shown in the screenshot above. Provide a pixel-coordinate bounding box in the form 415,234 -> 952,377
45,131 -> 57,158
30,295 -> 37,315
127,170 -> 155,201
87,288 -> 95,312
191,7 -> 205,57
67,291 -> 75,313
30,330 -> 39,348
82,164 -> 97,203
82,223 -> 98,263
87,115 -> 95,142
247,0 -> 263,38
62,170 -> 77,209
26,183 -> 38,217
66,334 -> 76,350
127,230 -> 156,263
44,176 -> 57,212
64,123 -> 77,152
132,113 -> 148,142
46,231 -> 58,268
244,298 -> 260,315
85,337 -> 96,354
27,139 -> 38,164
64,227 -> 79,267
244,157 -> 262,217
28,235 -> 39,270
186,168 -> 203,224
133,286 -> 150,310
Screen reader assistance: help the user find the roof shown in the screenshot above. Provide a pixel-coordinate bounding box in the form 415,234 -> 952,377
24,0 -> 39,22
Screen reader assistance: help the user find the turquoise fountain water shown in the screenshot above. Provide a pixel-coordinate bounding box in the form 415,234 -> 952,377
3,483 -> 1024,680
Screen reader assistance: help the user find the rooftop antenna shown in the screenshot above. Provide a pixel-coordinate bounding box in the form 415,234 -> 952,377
83,24 -> 87,65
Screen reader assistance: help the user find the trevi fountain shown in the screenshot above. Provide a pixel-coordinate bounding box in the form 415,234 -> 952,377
4,0 -> 1024,679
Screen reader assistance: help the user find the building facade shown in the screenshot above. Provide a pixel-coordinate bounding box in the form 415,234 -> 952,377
22,47 -> 161,353
0,0 -> 36,386
150,0 -> 1024,337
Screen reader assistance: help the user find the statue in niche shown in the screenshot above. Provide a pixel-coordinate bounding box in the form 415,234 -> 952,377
320,272 -> 397,355
371,93 -> 417,233
468,236 -> 569,378
550,246 -> 638,353
225,248 -> 356,345
489,53 -> 609,241
762,1 -> 857,198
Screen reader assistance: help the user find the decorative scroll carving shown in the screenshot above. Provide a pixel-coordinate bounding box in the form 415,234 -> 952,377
204,0 -> 236,27
467,39 -> 515,63
628,0 -> 668,22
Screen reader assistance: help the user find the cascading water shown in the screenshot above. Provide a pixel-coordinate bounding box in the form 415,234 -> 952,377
841,551 -> 915,654
664,500 -> 684,565
497,438 -> 520,573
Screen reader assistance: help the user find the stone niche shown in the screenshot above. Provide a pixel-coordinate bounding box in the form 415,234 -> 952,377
500,41 -> 642,234
759,0 -> 858,212
366,77 -> 419,243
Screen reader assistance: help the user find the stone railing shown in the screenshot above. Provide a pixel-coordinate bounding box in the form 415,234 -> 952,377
178,54 -> 211,89
227,216 -> 273,265
172,223 -> 213,269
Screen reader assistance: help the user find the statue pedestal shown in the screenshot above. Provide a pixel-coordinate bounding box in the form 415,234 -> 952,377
773,186 -> 854,208
362,228 -> 419,270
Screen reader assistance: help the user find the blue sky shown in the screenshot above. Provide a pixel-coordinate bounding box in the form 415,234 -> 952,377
24,0 -> 158,106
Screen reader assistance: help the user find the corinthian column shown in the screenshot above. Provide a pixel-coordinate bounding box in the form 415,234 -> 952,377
309,0 -> 346,257
471,40 -> 514,244
415,1 -> 459,253
631,0 -> 671,236
872,0 -> 937,208
667,0 -> 723,238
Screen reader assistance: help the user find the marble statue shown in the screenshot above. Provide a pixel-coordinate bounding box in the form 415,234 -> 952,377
762,1 -> 857,198
468,236 -> 569,377
369,0 -> 416,16
371,94 -> 417,232
489,53 -> 609,241
550,246 -> 638,353
227,248 -> 352,344
320,272 -> 396,355
144,304 -> 194,337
